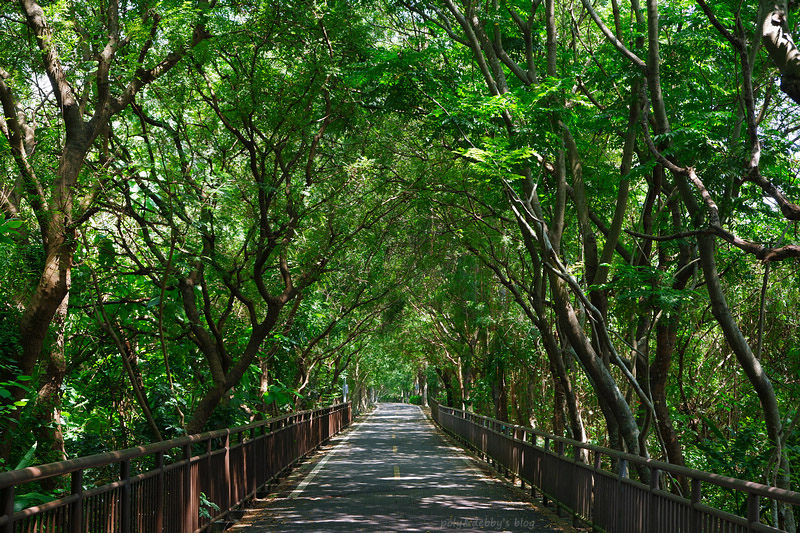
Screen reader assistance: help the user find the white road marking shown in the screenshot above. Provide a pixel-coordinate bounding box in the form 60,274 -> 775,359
288,411 -> 370,499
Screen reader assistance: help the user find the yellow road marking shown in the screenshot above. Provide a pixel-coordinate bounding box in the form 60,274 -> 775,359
394,465 -> 400,478
393,445 -> 398,453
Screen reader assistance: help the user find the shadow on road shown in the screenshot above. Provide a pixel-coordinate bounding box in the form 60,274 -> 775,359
232,403 -> 572,532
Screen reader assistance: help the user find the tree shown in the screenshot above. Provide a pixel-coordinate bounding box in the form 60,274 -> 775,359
0,0 -> 214,462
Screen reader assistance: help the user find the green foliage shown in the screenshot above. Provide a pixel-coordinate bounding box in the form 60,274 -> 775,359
263,381 -> 304,410
461,137 -> 541,182
198,492 -> 220,520
694,417 -> 772,515
594,263 -> 699,317
0,361 -> 32,429
14,492 -> 53,513
1,2 -> 800,518
0,215 -> 23,245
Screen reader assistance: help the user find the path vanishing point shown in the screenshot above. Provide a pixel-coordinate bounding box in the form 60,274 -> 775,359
229,403 -> 572,532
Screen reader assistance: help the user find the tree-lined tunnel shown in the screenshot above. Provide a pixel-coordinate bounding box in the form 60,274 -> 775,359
2,0 -> 800,531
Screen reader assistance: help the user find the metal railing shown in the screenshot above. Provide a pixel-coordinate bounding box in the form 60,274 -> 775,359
0,402 -> 351,533
431,402 -> 800,533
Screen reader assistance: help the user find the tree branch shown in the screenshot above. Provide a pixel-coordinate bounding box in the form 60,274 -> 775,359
579,0 -> 647,72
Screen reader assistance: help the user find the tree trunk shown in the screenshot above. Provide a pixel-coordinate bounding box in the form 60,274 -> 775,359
435,367 -> 456,408
0,227 -> 74,461
759,0 -> 800,104
652,320 -> 689,492
493,360 -> 508,422
696,232 -> 794,529
551,363 -> 566,437
31,291 -> 69,482
551,275 -> 643,456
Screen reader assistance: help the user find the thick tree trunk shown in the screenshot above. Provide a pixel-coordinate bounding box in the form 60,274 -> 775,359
435,367 -> 456,408
649,203 -> 692,485
17,222 -> 73,368
551,276 -> 643,456
696,233 -> 794,529
0,226 -> 74,461
551,362 -> 566,437
492,360 -> 508,422
31,292 -> 69,482
652,320 -> 689,492
186,332 -> 278,434
421,371 -> 428,406
759,1 -> 800,104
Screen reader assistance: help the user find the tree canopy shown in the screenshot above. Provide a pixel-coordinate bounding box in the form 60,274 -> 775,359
2,0 -> 800,528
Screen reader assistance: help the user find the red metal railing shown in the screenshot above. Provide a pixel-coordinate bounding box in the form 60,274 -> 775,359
431,402 -> 800,533
0,403 -> 350,533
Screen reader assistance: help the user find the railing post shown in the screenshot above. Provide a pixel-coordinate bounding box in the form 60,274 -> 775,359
572,446 -> 582,528
249,426 -> 257,496
70,469 -> 83,533
517,429 -> 525,489
616,458 -> 628,532
591,452 -> 601,527
649,466 -> 660,533
198,437 -> 209,526
690,478 -> 701,533
224,431 -> 231,518
542,437 -> 550,507
525,430 -> 536,497
183,443 -> 194,533
155,451 -> 164,532
555,441 -> 565,516
747,492 -> 760,533
121,459 -> 131,533
0,485 -> 13,533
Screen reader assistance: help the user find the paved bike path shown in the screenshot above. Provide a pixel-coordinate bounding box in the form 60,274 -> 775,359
232,403 -> 570,532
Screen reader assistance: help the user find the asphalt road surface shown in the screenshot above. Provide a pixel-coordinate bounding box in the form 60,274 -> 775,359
230,403 -> 572,532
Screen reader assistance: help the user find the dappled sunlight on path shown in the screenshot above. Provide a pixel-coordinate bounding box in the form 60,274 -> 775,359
231,403 -> 571,532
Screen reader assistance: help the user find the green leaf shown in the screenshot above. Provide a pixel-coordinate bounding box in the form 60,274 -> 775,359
13,442 -> 37,470
14,492 -> 52,513
701,415 -> 726,440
